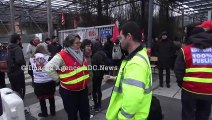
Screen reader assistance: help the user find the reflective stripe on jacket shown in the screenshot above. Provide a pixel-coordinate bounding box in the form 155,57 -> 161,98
106,48 -> 152,120
57,50 -> 89,91
182,44 -> 212,95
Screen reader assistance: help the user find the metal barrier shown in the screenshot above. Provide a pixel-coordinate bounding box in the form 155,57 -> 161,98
58,24 -> 115,45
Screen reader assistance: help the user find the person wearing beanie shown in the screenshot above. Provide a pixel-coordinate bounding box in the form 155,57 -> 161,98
156,32 -> 175,88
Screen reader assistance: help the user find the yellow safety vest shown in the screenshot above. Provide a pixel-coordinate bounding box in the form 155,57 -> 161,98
106,48 -> 152,120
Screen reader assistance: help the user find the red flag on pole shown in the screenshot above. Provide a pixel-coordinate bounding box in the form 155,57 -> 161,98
61,11 -> 65,25
112,20 -> 119,43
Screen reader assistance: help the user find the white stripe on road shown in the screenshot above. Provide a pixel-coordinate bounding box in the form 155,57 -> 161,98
5,74 -> 31,84
27,82 -> 113,119
25,85 -> 60,96
28,96 -> 64,120
25,85 -> 34,95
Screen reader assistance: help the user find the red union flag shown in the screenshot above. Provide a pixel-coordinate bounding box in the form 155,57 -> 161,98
112,20 -> 119,43
61,11 -> 65,25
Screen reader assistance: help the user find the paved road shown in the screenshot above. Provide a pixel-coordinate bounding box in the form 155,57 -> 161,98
3,70 -> 212,120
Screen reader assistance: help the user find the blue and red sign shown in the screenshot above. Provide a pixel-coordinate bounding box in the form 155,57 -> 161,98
100,29 -> 112,39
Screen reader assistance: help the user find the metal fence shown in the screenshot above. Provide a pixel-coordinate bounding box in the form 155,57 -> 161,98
58,24 -> 115,45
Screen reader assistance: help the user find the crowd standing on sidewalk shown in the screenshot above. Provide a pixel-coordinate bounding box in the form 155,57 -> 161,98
0,20 -> 211,120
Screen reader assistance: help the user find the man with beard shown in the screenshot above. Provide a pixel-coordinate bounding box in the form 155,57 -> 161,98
105,21 -> 152,120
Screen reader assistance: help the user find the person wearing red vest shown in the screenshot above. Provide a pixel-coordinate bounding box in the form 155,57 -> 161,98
45,34 -> 90,120
174,21 -> 212,120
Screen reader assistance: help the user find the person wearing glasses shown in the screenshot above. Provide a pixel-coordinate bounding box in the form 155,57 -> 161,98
45,34 -> 90,120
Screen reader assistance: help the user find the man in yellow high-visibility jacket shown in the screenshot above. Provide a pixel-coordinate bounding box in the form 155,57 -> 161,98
105,21 -> 152,120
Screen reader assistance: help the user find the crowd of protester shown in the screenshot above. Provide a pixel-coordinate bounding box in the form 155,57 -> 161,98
0,20 -> 211,120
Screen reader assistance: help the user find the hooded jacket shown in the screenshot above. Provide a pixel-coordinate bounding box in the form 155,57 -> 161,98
92,42 -> 108,67
48,42 -> 62,58
7,43 -> 26,73
156,38 -> 175,68
103,40 -> 114,59
174,31 -> 212,100
91,41 -> 108,76
189,31 -> 212,49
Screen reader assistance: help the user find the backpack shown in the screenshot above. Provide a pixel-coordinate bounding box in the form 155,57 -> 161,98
112,45 -> 122,60
147,96 -> 163,120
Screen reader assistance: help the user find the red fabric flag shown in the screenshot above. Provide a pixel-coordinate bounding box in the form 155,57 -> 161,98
61,11 -> 65,25
112,20 -> 119,43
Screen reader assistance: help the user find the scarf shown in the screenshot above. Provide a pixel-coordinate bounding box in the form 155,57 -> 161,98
66,47 -> 84,65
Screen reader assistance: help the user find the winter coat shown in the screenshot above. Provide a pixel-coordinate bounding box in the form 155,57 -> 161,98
48,42 -> 62,58
86,56 -> 93,95
0,45 -> 7,61
26,41 -> 36,58
92,42 -> 108,77
156,39 -> 175,68
7,43 -> 26,74
173,41 -> 182,56
45,48 -> 84,82
40,42 -> 50,53
103,41 -> 114,59
151,41 -> 159,56
174,31 -> 212,88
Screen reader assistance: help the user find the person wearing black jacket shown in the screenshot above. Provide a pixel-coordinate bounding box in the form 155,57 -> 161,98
174,21 -> 212,120
0,43 -> 7,88
91,41 -> 108,112
48,36 -> 62,60
156,32 -> 175,88
7,33 -> 26,99
103,35 -> 114,75
103,35 -> 114,59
